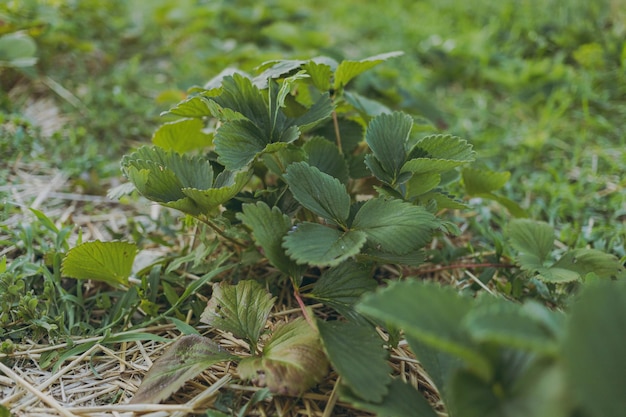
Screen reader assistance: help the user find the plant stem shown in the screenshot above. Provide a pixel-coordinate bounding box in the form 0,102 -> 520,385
416,262 -> 515,275
292,280 -> 315,328
197,216 -> 247,248
332,110 -> 343,155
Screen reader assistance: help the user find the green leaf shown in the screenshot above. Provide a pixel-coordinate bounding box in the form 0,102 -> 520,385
303,60 -> 333,91
0,32 -> 37,67
62,241 -> 137,287
409,134 -> 475,165
0,403 -> 10,417
237,202 -> 304,277
340,379 -> 438,417
507,219 -> 555,271
333,51 -> 404,89
182,169 -> 250,214
200,280 -> 276,349
163,95 -> 213,118
304,137 -> 349,184
404,173 -> 442,197
284,162 -> 351,224
365,112 -> 412,184
130,335 -> 235,404
462,167 -> 510,194
463,298 -> 559,354
357,281 -> 491,379
563,280 -> 626,417
551,248 -> 625,280
151,118 -> 213,153
214,119 -> 268,170
352,198 -> 439,254
237,318 -> 328,395
344,91 -> 392,118
318,320 -> 391,402
448,357 -> 568,417
283,223 -> 367,267
308,260 -> 377,321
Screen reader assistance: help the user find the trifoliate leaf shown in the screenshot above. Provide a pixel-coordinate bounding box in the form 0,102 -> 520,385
61,241 -> 137,287
462,167 -> 510,194
283,223 -> 367,267
308,260 -> 376,322
200,280 -> 276,350
131,335 -> 235,404
237,202 -> 304,277
340,379 -> 438,417
304,137 -> 349,184
237,318 -> 328,396
152,118 -> 213,153
318,320 -> 391,402
365,112 -> 412,184
408,134 -> 475,164
333,51 -> 404,90
352,198 -> 439,254
284,162 -> 351,225
357,281 -> 491,380
211,74 -> 270,128
563,281 -> 626,417
507,219 -> 555,271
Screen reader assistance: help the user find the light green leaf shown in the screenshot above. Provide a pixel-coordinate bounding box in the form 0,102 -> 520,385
352,198 -> 439,254
357,281 -> 491,380
536,266 -> 581,283
333,51 -> 404,89
308,260 -> 377,321
0,32 -> 37,66
318,320 -> 391,402
405,173 -> 442,197
254,59 -> 306,84
152,118 -> 213,153
304,137 -> 349,184
200,280 -> 276,349
339,379 -> 438,417
507,219 -> 555,271
238,318 -> 328,395
303,60 -> 333,91
551,248 -> 625,280
164,95 -> 213,118
344,91 -> 392,118
62,241 -> 137,287
131,335 -> 235,404
237,202 -> 304,277
365,112 -> 412,184
284,162 -> 351,224
283,223 -> 367,267
464,298 -> 559,354
182,170 -> 250,214
462,167 -> 510,194
563,281 -> 626,417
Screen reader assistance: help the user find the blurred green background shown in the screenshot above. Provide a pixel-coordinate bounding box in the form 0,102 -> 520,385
2,0 -> 625,253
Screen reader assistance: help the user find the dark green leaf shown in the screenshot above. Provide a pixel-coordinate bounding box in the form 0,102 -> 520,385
409,134 -> 475,165
340,379 -> 438,417
283,223 -> 367,267
182,170 -> 251,213
62,241 -> 137,287
237,318 -> 328,395
214,119 -> 267,170
237,202 -> 304,277
563,281 -> 626,417
365,112 -> 412,184
304,137 -> 349,184
152,118 -> 213,153
309,260 -> 376,321
131,335 -> 235,404
357,281 -> 491,379
318,320 -> 391,402
200,280 -> 275,349
352,198 -> 439,254
284,162 -> 351,224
